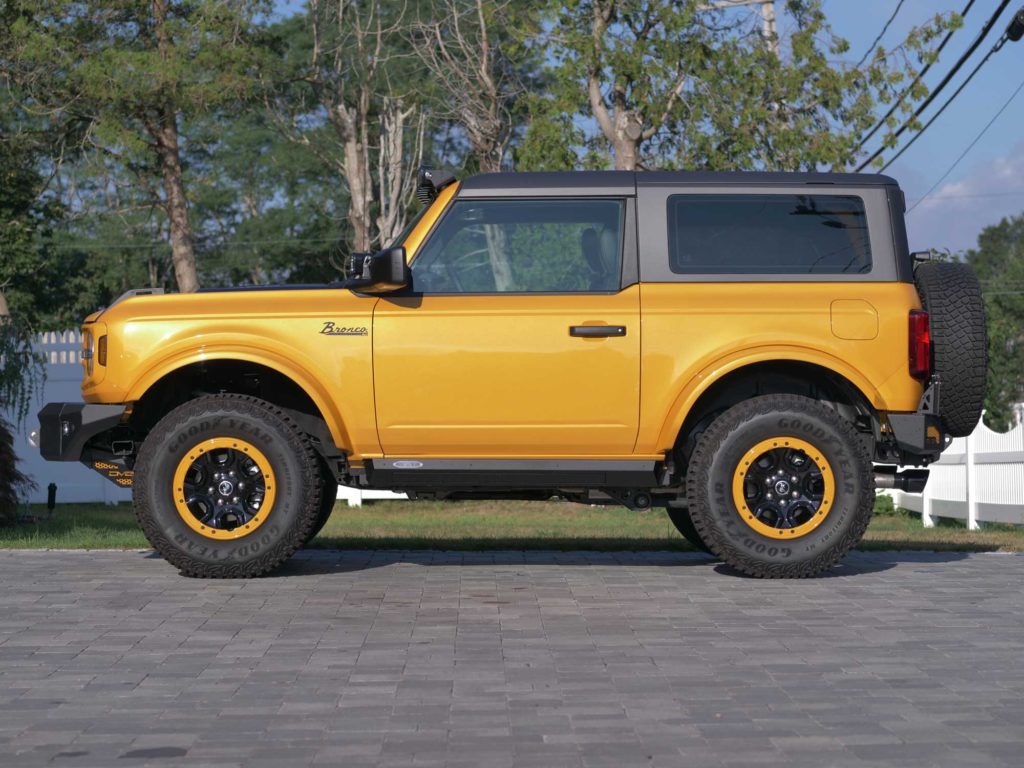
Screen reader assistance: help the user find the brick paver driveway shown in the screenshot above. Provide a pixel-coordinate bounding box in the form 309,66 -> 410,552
1,549 -> 1022,767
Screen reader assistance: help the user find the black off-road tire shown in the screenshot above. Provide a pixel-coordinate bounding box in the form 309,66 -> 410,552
665,503 -> 713,554
914,261 -> 987,437
304,462 -> 338,545
686,394 -> 874,578
133,394 -> 323,578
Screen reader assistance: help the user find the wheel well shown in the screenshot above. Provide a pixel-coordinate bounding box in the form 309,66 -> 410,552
130,360 -> 339,458
674,361 -> 877,464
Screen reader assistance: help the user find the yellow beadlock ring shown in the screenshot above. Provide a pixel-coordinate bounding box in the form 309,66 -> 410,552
731,436 -> 835,540
172,437 -> 276,540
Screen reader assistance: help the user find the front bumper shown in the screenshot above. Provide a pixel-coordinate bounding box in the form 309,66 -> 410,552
38,402 -> 127,461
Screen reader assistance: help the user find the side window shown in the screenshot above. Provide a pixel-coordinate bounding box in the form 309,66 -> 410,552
667,194 -> 872,275
411,199 -> 625,293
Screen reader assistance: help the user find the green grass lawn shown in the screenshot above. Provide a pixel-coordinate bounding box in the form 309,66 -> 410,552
3,496 -> 1022,552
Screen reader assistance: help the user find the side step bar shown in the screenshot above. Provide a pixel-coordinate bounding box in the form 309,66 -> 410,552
365,459 -> 659,490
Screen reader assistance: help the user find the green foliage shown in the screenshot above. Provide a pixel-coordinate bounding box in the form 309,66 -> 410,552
4,1 -> 268,156
0,419 -> 34,526
966,215 -> 1024,432
188,112 -> 350,285
528,0 -> 959,171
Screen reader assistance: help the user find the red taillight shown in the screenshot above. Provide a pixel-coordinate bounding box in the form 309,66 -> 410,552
909,310 -> 931,381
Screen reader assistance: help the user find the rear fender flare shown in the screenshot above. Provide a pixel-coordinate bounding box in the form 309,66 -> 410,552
656,345 -> 884,451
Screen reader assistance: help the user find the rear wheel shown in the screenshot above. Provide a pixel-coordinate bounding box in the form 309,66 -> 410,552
133,394 -> 323,578
686,394 -> 873,578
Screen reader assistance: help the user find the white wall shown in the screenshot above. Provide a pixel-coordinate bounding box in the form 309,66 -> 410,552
5,331 -> 132,505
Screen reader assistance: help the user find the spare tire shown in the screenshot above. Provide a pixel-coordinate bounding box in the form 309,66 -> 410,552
913,261 -> 987,437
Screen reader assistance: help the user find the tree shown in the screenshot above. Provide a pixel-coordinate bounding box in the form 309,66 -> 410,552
0,121 -> 48,524
1,0 -> 270,292
411,0 -> 540,174
530,0 -> 957,171
187,111 -> 351,285
411,0 -> 542,289
966,215 -> 1024,432
269,1 -> 425,254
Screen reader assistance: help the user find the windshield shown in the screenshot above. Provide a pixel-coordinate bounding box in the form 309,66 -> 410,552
386,205 -> 429,251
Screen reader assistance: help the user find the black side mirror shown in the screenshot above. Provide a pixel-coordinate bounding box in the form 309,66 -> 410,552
348,247 -> 409,293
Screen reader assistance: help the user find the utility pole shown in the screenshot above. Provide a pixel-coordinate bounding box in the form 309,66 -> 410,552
700,0 -> 778,55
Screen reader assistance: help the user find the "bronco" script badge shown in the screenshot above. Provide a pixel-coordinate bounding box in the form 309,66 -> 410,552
320,322 -> 368,336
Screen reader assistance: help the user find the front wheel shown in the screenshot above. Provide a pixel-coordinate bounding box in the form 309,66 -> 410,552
133,394 -> 324,578
665,502 -> 713,554
685,394 -> 873,578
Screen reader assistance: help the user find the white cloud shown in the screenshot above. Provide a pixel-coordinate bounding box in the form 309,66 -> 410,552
904,142 -> 1024,255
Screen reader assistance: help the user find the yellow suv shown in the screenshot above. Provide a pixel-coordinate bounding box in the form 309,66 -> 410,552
38,169 -> 987,578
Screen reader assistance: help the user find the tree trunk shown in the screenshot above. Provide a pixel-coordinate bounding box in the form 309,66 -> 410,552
0,290 -> 9,319
151,0 -> 199,293
475,131 -> 514,290
343,129 -> 373,253
153,112 -> 199,293
613,137 -> 639,171
330,97 -> 374,254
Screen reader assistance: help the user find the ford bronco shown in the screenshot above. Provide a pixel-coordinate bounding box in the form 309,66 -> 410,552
37,168 -> 988,578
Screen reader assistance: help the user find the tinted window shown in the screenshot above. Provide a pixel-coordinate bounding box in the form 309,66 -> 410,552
667,194 -> 872,275
411,199 -> 624,293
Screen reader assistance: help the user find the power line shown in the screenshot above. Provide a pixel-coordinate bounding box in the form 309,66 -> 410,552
906,190 -> 1024,203
855,0 -> 907,69
856,0 -> 978,151
907,74 -> 1024,213
880,32 -> 1014,173
49,236 -> 345,251
856,0 -> 1012,171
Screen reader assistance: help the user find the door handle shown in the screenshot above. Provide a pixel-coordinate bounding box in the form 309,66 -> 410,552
569,325 -> 627,338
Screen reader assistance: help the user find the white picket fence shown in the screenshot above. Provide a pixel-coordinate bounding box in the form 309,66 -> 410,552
884,415 -> 1024,529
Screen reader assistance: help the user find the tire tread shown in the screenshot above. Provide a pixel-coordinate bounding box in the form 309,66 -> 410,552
133,393 -> 323,578
685,394 -> 874,578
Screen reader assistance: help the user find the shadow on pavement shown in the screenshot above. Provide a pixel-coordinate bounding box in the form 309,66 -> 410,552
128,546 -> 1012,579
272,547 -> 716,576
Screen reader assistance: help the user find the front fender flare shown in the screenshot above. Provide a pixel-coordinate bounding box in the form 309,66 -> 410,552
127,345 -> 355,455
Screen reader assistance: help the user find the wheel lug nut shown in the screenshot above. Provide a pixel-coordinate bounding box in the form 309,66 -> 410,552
792,491 -> 799,498
232,496 -> 239,503
791,476 -> 798,482
766,492 -> 773,499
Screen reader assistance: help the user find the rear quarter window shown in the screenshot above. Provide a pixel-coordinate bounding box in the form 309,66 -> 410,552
667,194 -> 872,275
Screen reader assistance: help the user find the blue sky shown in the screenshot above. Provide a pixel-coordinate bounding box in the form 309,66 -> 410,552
272,1 -> 1024,254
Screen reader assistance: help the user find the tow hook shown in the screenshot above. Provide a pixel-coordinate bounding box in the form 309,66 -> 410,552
874,466 -> 929,493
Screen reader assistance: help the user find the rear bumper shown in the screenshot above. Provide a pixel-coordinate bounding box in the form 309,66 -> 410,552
884,380 -> 945,464
37,402 -> 127,461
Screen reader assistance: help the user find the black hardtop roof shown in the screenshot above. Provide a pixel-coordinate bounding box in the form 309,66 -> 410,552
459,170 -> 900,195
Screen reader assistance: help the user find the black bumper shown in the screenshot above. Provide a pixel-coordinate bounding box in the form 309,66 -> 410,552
38,402 -> 127,461
884,379 -> 946,464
